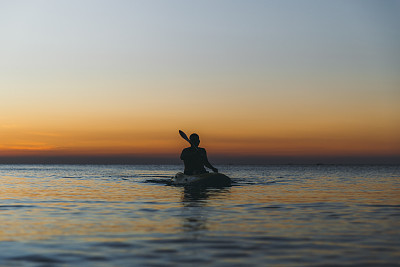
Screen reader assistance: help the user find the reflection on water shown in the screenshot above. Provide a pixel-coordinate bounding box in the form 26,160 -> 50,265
181,187 -> 231,234
0,164 -> 399,266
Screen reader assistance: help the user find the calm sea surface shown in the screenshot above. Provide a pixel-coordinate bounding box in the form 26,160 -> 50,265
0,164 -> 399,266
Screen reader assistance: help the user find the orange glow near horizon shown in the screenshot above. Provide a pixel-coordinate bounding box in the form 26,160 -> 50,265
1,113 -> 399,159
1,91 -> 400,159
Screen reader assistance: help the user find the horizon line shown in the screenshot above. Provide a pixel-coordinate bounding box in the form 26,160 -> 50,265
0,154 -> 399,165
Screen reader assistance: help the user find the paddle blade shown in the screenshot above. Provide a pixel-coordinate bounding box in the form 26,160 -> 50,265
179,130 -> 191,143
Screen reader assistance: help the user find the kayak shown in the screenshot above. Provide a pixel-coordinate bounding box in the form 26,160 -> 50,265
172,172 -> 231,186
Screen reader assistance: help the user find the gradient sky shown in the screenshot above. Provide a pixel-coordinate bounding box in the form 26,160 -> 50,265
1,0 -> 399,163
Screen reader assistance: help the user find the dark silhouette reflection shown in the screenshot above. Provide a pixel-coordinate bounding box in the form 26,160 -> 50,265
180,187 -> 231,233
182,186 -> 230,202
180,133 -> 218,175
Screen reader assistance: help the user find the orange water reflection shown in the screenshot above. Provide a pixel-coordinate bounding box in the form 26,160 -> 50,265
0,175 -> 182,242
1,172 -> 399,244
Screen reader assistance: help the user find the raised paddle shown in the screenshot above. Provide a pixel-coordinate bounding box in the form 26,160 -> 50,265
179,130 -> 199,151
179,130 -> 191,145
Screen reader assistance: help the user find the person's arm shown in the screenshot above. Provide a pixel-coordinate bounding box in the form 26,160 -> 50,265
202,149 -> 218,173
180,149 -> 186,160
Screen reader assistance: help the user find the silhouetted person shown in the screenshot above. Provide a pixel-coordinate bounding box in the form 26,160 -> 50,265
180,133 -> 218,175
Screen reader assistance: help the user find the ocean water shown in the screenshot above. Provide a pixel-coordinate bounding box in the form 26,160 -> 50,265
0,164 -> 399,266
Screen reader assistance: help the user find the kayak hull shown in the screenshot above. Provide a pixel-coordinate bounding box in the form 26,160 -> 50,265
172,172 -> 231,187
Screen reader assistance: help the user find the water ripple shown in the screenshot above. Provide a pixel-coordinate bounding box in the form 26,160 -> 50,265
0,164 -> 399,266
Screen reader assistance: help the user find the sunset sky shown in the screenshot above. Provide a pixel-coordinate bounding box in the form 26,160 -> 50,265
1,0 -> 399,164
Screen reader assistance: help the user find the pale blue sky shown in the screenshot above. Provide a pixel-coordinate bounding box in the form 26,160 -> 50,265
1,0 -> 399,82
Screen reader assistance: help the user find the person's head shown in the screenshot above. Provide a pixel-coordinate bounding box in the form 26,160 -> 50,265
189,133 -> 200,147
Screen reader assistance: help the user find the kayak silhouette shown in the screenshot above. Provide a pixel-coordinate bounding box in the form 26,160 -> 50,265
174,130 -> 231,186
172,172 -> 231,186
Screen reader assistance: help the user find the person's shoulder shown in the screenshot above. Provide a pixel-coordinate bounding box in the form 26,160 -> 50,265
198,147 -> 206,152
